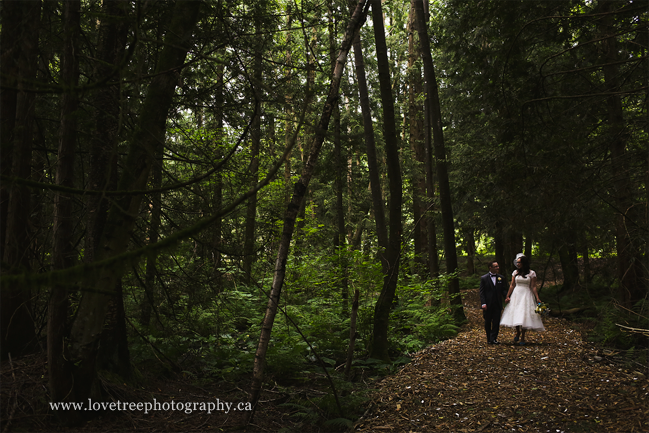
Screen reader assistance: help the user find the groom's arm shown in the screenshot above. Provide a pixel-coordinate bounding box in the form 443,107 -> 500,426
479,276 -> 487,309
499,275 -> 508,297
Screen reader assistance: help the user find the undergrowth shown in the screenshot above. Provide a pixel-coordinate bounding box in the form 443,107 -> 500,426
125,246 -> 462,429
540,276 -> 648,372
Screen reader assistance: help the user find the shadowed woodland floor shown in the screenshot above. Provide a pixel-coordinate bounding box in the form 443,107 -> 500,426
354,289 -> 648,433
2,287 -> 647,432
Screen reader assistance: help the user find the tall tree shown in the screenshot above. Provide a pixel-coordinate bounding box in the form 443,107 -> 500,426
48,0 -> 80,408
243,7 -> 265,285
352,22 -> 388,255
407,0 -> 429,277
414,0 -> 465,323
0,1 -> 23,252
330,5 -> 349,309
141,155 -> 162,326
599,1 -> 646,307
85,0 -> 129,267
1,0 -> 42,360
91,0 -> 133,382
58,0 -> 202,404
249,0 -> 369,417
368,0 -> 404,361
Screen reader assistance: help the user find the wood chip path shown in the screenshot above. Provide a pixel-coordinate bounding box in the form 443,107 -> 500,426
354,290 -> 648,433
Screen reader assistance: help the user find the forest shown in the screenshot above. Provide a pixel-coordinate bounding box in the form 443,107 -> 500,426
0,0 -> 647,431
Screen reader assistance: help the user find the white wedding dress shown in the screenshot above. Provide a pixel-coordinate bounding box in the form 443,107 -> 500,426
500,270 -> 545,331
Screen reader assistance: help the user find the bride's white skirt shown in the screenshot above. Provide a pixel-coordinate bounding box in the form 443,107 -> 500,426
500,285 -> 545,331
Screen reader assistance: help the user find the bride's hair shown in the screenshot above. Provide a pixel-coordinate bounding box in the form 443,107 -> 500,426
515,255 -> 531,278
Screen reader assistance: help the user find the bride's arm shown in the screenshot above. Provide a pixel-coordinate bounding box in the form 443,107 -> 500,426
505,275 -> 515,302
531,275 -> 541,303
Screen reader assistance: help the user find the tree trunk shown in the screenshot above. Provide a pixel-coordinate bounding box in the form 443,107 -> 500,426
426,180 -> 439,279
243,28 -> 263,285
48,0 -> 80,411
50,0 -> 130,412
414,0 -> 465,323
87,0 -> 133,390
465,227 -> 476,275
504,232 -> 523,274
330,8 -> 349,310
50,0 -> 128,413
283,9 -> 294,204
0,0 -> 24,252
581,242 -> 591,285
369,0 -> 404,362
98,280 -> 132,380
64,1 -> 201,404
600,4 -> 645,307
352,28 -> 388,255
524,235 -> 533,260
1,0 -> 41,360
351,202 -> 370,250
344,289 -> 360,380
334,111 -> 349,309
212,52 -> 226,289
85,0 -> 129,265
558,243 -> 579,292
495,230 -> 506,276
141,153 -> 161,326
295,28 -> 319,239
408,0 -> 427,278
418,0 -> 439,280
249,0 -> 368,419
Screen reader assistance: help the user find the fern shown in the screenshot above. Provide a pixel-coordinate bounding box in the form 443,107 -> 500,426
323,417 -> 354,429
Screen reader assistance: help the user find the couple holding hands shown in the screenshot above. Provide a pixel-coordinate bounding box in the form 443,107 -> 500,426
479,254 -> 544,345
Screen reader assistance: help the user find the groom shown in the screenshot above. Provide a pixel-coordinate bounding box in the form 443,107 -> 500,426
479,261 -> 507,344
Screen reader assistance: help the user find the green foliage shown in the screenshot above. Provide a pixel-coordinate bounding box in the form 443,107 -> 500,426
388,276 -> 460,354
591,296 -> 647,342
587,296 -> 648,371
279,402 -> 320,425
540,275 -> 647,369
459,275 -> 481,291
266,335 -> 310,379
316,382 -> 365,419
286,244 -> 384,300
278,373 -> 370,430
128,242 -> 460,393
592,303 -> 635,348
352,356 -> 411,376
323,418 -> 354,430
127,284 -> 264,380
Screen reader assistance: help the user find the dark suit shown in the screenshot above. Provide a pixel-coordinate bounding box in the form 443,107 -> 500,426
479,272 -> 507,342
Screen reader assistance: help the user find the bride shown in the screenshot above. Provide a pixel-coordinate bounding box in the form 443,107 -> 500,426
500,254 -> 544,345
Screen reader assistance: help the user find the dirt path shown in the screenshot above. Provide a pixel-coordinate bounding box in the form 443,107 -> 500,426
354,289 -> 648,433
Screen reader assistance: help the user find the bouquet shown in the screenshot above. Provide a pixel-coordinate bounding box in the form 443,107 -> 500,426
535,302 -> 550,316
